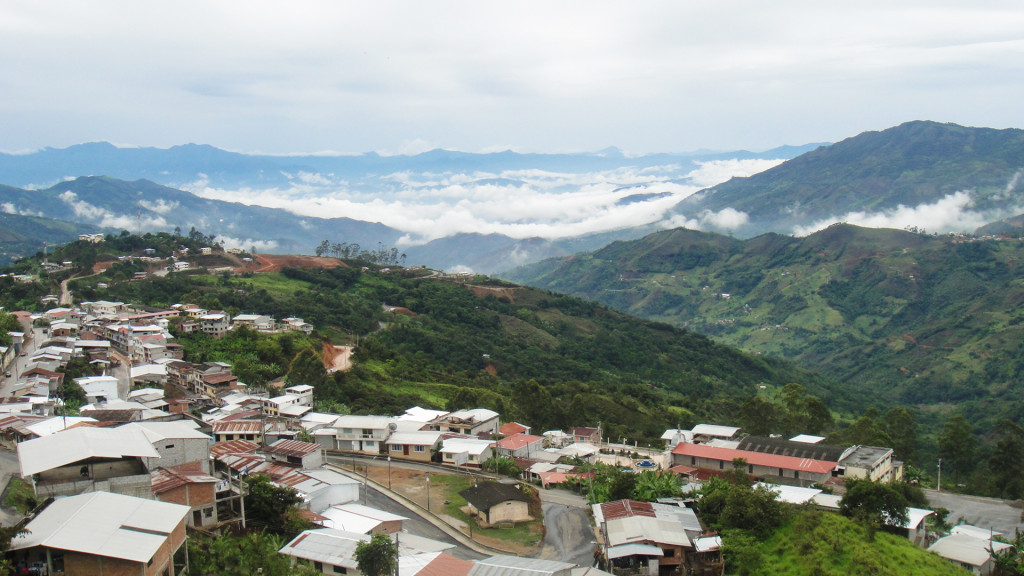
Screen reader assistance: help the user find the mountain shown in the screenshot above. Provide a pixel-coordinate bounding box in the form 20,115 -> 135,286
0,209 -> 105,266
0,176 -> 403,255
503,223 -> 1024,433
669,121 -> 1024,237
0,141 -> 822,191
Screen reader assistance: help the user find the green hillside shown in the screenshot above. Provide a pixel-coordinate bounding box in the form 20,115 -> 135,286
0,233 -> 847,445
504,224 -> 1024,457
734,510 -> 968,576
0,211 -> 104,266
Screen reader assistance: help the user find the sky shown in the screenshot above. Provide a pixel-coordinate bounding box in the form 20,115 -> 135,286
2,1 -> 1023,156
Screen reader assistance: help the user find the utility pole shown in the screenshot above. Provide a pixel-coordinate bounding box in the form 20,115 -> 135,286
937,458 -> 942,492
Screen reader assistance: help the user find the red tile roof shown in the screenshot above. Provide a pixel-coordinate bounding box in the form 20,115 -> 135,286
671,442 -> 838,474
496,434 -> 544,451
499,422 -> 529,436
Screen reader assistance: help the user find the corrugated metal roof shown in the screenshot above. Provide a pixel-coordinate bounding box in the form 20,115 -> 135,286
151,467 -> 218,495
929,533 -> 1011,567
279,528 -> 366,567
212,420 -> 261,433
401,551 -> 474,576
18,426 -> 160,476
607,543 -> 664,559
210,439 -> 260,458
265,438 -> 320,457
470,555 -> 576,576
8,492 -> 189,563
671,442 -> 838,474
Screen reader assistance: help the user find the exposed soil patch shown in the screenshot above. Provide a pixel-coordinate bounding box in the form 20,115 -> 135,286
322,342 -> 352,373
250,254 -> 348,273
466,284 -> 521,303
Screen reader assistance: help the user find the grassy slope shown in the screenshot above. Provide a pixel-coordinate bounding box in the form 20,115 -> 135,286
742,510 -> 969,576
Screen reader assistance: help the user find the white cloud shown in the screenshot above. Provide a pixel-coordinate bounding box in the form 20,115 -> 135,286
1,203 -> 15,214
791,190 -> 1006,236
138,198 -> 179,214
685,159 -> 786,188
218,236 -> 279,251
662,208 -> 751,232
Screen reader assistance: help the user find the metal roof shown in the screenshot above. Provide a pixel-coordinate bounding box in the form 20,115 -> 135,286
18,426 -> 160,476
672,442 -> 838,474
265,438 -> 320,457
496,434 -> 544,451
470,555 -> 576,576
387,430 -> 444,446
691,424 -> 740,438
151,466 -> 218,495
25,416 -> 98,437
8,492 -> 189,563
928,533 -> 1011,567
400,551 -> 474,576
694,536 -> 722,553
124,421 -> 210,441
279,528 -> 367,568
606,543 -> 665,559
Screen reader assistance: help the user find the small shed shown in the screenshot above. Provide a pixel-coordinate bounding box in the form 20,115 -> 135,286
459,481 -> 532,526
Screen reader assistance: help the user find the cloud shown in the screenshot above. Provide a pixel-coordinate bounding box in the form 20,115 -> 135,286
662,208 -> 751,232
217,236 -> 279,251
791,190 -> 1007,236
59,190 -> 107,219
1,203 -> 14,214
138,198 -> 179,214
685,159 -> 786,188
58,190 -> 167,230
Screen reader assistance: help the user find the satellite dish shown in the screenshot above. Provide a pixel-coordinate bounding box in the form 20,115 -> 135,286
388,423 -> 398,432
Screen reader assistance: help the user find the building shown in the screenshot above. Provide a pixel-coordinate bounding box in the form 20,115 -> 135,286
672,442 -> 838,487
838,445 -> 902,483
593,500 -> 705,575
211,419 -> 263,443
569,426 -> 601,444
199,312 -> 230,337
459,481 -> 532,526
330,414 -> 397,454
387,430 -> 444,463
17,426 -> 160,499
321,503 -> 408,534
428,409 -> 500,437
8,491 -> 189,576
151,465 -> 220,528
440,437 -> 494,467
124,421 -> 214,474
232,314 -> 275,331
265,439 -> 324,469
494,434 -> 545,459
929,533 -> 1011,575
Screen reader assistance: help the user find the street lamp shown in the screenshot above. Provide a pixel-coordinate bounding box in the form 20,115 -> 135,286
425,474 -> 431,512
387,456 -> 392,490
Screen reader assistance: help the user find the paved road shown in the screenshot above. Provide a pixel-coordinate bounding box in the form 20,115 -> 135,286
925,489 -> 1024,536
537,503 -> 597,568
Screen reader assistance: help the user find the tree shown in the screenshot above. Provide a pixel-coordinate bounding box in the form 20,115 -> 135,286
631,470 -> 682,501
355,532 -> 397,576
938,414 -> 976,484
839,478 -> 908,535
883,407 -> 917,464
243,474 -> 310,538
989,419 -> 1024,499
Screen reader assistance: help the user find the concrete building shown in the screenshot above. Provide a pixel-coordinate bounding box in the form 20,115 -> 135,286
8,491 -> 189,576
124,421 -> 214,474
151,465 -> 219,528
265,439 -> 324,469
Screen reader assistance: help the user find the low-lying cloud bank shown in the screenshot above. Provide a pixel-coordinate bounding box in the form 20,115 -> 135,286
183,158 -> 783,244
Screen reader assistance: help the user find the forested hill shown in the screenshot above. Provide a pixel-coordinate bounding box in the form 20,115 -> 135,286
668,120 -> 1024,237
503,224 -> 1024,437
2,234 -> 847,444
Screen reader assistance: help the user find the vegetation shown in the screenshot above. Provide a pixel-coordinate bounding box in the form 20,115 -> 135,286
187,530 -> 319,576
354,532 -> 397,576
505,223 -> 1024,493
242,474 -> 313,540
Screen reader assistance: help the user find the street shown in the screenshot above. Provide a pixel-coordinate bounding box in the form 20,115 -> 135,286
925,489 -> 1024,536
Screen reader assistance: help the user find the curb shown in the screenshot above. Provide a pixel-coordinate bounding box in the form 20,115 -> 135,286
325,464 -> 513,556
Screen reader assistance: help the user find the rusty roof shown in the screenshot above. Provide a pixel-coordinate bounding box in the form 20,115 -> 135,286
202,372 -> 238,385
212,420 -> 261,434
599,499 -> 656,520
151,466 -> 218,495
265,439 -> 320,457
210,439 -> 260,458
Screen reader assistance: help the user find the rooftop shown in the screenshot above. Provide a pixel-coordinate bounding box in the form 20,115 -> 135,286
8,492 -> 189,563
18,426 -> 160,476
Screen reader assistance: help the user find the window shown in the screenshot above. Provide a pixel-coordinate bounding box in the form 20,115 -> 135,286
164,444 -> 175,449
332,566 -> 347,574
204,507 -> 213,518
691,457 -> 696,465
778,468 -> 784,476
794,471 -> 800,479
414,445 -> 425,453
748,464 -> 753,474
718,460 -> 724,470
390,445 -> 401,452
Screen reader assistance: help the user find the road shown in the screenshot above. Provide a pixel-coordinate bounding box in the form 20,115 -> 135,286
537,502 -> 597,568
925,489 -> 1024,536
363,484 -> 485,561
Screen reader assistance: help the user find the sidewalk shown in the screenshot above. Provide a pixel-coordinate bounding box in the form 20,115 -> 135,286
326,464 -> 512,556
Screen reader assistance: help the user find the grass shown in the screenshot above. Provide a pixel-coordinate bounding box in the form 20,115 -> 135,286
431,475 -> 544,549
3,477 -> 38,514
238,272 -> 312,294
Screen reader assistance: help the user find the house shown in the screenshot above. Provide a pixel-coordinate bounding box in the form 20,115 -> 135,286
321,503 -> 408,534
199,312 -> 229,337
232,314 -> 275,331
399,551 -> 474,576
691,424 -> 741,443
200,371 -> 241,397
290,469 -> 362,513
929,532 -> 1011,575
329,414 -> 397,454
592,499 -> 703,575
265,438 -> 324,469
499,421 -> 531,436
75,375 -> 122,404
570,426 -> 601,444
151,465 -> 220,528
494,433 -> 545,459
211,419 -> 262,443
282,317 -> 315,334
18,426 -> 161,499
838,445 -> 902,483
7,491 -> 189,576
387,430 -> 444,462
459,481 -> 532,526
124,420 -> 214,474
672,442 -> 838,487
428,408 -> 500,437
440,437 -> 494,467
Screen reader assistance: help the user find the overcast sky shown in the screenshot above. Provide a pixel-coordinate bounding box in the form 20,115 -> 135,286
2,1 -> 1023,155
